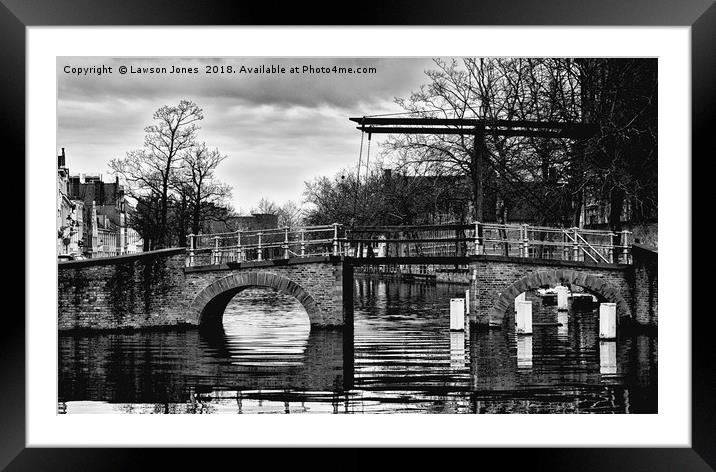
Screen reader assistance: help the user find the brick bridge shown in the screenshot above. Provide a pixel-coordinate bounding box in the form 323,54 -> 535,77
58,224 -> 657,331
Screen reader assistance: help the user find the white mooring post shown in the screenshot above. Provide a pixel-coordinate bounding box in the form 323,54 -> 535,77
599,303 -> 617,339
465,289 -> 470,315
450,298 -> 465,331
514,292 -> 526,313
555,285 -> 569,311
516,300 -> 533,334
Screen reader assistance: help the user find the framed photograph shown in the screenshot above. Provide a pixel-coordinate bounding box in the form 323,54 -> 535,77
6,0 -> 710,468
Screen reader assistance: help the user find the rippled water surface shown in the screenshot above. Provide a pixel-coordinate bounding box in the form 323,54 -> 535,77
59,278 -> 657,414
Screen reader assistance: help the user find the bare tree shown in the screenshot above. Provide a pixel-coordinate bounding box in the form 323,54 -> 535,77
276,200 -> 305,228
384,58 -> 584,226
251,197 -> 280,215
110,100 -> 203,247
180,142 -> 232,237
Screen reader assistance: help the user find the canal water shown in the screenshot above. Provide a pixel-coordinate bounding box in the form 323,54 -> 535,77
58,277 -> 657,414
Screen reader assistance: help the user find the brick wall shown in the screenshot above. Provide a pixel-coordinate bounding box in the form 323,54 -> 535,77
59,250 -> 350,331
184,257 -> 350,327
467,255 -> 633,327
632,244 -> 658,326
58,248 -> 189,330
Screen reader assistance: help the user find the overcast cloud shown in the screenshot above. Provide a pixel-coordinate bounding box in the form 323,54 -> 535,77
57,57 -> 437,211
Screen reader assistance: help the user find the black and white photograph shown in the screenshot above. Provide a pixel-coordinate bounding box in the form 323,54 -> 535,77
55,56 -> 659,415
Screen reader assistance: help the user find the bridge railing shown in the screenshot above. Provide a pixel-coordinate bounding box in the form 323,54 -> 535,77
187,224 -> 346,266
186,222 -> 631,267
478,223 -> 631,264
343,222 -> 631,264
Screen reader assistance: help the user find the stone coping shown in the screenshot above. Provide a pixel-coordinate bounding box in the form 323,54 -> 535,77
58,247 -> 186,269
185,255 -> 338,272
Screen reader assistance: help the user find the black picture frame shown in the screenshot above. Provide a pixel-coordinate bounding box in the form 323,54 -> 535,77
4,0 -> 710,469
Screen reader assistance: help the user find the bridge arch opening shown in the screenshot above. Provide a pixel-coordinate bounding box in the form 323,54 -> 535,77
489,269 -> 631,326
189,272 -> 323,329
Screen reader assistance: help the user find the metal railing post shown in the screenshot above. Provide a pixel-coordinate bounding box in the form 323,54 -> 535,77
608,232 -> 615,264
572,227 -> 580,261
257,233 -> 263,261
188,233 -> 195,267
620,230 -> 631,264
332,223 -> 339,256
213,236 -> 220,265
237,230 -> 242,262
474,221 -> 482,255
563,232 -> 570,261
522,224 -> 530,258
300,229 -> 306,257
284,227 -> 290,259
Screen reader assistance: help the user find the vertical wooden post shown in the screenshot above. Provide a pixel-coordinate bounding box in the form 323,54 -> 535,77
514,292 -> 526,313
450,298 -> 465,331
300,229 -> 306,257
332,223 -> 339,256
284,226 -> 290,259
188,233 -> 195,267
257,233 -> 263,261
556,285 -> 569,311
599,303 -> 617,339
516,300 -> 533,334
472,125 -> 485,239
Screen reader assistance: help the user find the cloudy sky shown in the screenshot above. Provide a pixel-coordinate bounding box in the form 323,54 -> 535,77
57,57 -> 438,212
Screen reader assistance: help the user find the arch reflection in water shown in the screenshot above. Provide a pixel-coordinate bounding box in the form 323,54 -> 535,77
59,288 -> 353,405
59,278 -> 657,414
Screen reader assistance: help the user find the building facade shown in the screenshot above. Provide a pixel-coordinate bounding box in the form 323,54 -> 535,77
57,148 -> 143,258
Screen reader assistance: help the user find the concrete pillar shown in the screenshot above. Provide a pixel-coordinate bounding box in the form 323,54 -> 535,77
599,303 -> 617,339
465,289 -> 470,314
516,300 -> 532,334
514,292 -> 526,312
450,298 -> 465,331
556,285 -> 569,311
599,340 -> 617,375
450,331 -> 466,369
517,335 -> 533,369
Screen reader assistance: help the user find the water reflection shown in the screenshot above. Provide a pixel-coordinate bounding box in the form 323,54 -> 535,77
59,278 -> 657,414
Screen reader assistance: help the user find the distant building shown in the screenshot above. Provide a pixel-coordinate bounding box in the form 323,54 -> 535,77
57,148 -> 143,258
57,149 -> 83,255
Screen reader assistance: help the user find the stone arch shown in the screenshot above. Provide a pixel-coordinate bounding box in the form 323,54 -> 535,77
188,271 -> 323,327
489,269 -> 631,325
